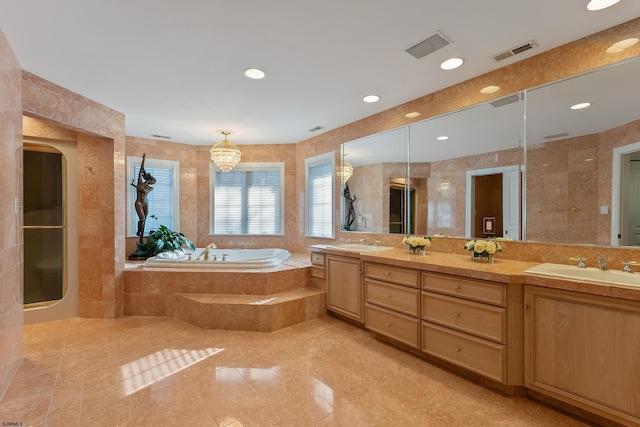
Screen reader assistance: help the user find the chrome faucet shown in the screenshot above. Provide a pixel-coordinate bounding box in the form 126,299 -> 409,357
597,257 -> 607,271
360,239 -> 370,246
623,261 -> 638,273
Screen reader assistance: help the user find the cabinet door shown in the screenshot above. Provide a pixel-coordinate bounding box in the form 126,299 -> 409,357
525,286 -> 640,425
327,256 -> 362,322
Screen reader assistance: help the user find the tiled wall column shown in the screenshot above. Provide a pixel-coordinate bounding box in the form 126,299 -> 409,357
0,28 -> 23,399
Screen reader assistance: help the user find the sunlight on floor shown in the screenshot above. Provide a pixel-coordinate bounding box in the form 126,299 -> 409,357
121,347 -> 223,395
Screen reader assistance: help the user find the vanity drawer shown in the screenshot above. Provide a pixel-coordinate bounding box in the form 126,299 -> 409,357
311,252 -> 325,266
366,263 -> 419,288
310,266 -> 325,279
422,272 -> 506,306
365,279 -> 420,316
422,322 -> 505,383
365,303 -> 420,349
422,291 -> 506,343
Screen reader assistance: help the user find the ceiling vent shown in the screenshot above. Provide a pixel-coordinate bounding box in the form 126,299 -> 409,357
490,94 -> 522,108
405,31 -> 452,59
308,126 -> 324,132
491,40 -> 539,62
544,132 -> 569,140
151,134 -> 172,139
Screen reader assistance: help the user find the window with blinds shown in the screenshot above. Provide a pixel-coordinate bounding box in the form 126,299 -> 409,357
126,157 -> 180,237
305,153 -> 334,238
211,162 -> 284,235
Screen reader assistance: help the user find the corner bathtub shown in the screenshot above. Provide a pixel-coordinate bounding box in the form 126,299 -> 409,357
143,248 -> 291,269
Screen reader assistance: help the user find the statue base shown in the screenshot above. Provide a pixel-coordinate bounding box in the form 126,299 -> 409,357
128,240 -> 152,260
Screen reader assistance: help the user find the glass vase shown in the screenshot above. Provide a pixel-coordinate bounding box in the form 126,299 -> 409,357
408,246 -> 426,255
471,252 -> 494,263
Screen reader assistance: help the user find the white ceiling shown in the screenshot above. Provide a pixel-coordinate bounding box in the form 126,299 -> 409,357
0,1 -> 638,146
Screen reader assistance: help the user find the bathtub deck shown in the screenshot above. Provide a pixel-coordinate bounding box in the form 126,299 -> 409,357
123,253 -> 327,331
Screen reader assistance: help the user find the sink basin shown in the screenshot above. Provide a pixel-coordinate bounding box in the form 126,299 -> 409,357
525,263 -> 640,287
325,243 -> 394,252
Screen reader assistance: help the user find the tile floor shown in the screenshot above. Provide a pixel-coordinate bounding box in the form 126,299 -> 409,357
0,315 -> 589,426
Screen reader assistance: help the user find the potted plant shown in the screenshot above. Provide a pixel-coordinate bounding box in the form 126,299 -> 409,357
137,215 -> 195,257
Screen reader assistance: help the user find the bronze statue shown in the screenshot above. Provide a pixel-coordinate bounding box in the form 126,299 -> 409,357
131,153 -> 156,242
342,182 -> 356,231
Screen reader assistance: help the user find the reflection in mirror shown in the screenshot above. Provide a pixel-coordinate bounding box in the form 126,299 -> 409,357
525,57 -> 640,246
340,127 -> 409,233
409,95 -> 524,239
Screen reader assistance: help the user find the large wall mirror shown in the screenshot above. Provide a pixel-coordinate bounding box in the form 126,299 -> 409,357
340,95 -> 524,239
524,56 -> 640,247
340,55 -> 640,246
340,127 -> 409,233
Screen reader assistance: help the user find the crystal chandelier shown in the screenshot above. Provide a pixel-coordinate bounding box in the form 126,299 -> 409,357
210,131 -> 241,172
336,160 -> 354,182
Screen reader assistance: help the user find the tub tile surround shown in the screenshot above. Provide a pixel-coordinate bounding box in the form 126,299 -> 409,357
124,254 -> 327,331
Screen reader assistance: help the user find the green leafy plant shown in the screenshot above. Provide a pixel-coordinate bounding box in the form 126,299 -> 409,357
143,215 -> 195,256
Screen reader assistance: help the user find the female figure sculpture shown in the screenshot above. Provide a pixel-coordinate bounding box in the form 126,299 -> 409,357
131,153 -> 156,241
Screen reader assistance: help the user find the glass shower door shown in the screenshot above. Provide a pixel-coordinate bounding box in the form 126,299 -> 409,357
23,148 -> 65,306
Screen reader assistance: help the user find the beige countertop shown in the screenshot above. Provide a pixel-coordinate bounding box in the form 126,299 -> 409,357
309,245 -> 640,302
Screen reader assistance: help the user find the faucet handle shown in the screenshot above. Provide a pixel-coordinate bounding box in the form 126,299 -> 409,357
569,257 -> 586,268
623,261 -> 639,273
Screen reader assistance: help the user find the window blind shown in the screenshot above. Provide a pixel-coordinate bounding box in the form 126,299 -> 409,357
308,161 -> 333,237
132,165 -> 174,235
214,168 -> 282,234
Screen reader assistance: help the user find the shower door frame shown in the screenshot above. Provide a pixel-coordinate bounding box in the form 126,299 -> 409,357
23,139 -> 79,324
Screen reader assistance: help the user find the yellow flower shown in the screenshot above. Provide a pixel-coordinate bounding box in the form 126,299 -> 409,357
474,241 -> 486,253
485,241 -> 497,254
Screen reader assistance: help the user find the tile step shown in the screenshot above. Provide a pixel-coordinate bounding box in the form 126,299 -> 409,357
176,288 -> 327,331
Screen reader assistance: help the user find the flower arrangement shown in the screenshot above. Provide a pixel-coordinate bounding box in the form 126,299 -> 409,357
402,235 -> 432,254
464,239 -> 502,262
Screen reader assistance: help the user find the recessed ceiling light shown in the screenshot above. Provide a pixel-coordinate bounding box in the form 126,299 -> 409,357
587,0 -> 621,11
440,57 -> 464,70
363,95 -> 380,103
606,37 -> 640,53
480,85 -> 501,94
244,68 -> 266,79
436,135 -> 449,141
571,102 -> 592,110
405,112 -> 420,118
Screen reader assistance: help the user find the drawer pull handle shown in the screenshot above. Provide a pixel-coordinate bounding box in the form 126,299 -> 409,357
454,285 -> 460,289
385,322 -> 391,326
385,272 -> 391,275
453,313 -> 460,317
385,295 -> 391,298
454,347 -> 461,352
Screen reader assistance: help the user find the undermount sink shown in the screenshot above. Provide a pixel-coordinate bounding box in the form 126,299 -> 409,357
525,263 -> 640,287
325,243 -> 394,252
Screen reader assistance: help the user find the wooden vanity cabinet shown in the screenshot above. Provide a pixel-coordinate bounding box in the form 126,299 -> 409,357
364,262 -> 420,349
326,255 -> 364,323
421,272 -> 524,387
524,285 -> 640,425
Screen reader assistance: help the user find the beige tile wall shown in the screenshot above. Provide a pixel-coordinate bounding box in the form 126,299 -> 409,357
0,28 -> 23,399
22,72 -> 126,318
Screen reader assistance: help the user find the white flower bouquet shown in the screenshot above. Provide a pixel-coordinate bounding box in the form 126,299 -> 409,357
402,235 -> 432,254
464,239 -> 502,262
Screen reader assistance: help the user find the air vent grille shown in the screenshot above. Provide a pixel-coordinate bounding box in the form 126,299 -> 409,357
405,31 -> 452,59
491,40 -> 538,62
490,94 -> 521,108
308,126 -> 324,132
151,134 -> 172,139
544,133 -> 569,140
